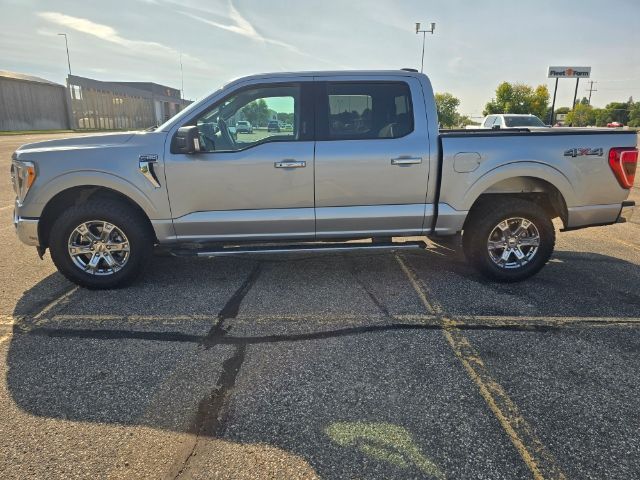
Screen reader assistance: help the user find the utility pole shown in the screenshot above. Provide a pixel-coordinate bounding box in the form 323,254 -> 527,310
415,22 -> 436,73
57,33 -> 72,76
585,80 -> 597,105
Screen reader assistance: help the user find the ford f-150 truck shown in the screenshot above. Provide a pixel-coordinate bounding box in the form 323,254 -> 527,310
11,70 -> 637,289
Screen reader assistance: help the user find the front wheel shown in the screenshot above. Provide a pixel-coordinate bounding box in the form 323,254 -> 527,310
49,199 -> 154,289
462,198 -> 555,282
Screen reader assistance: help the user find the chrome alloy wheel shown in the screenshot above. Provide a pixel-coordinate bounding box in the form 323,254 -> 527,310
67,220 -> 130,275
487,217 -> 540,269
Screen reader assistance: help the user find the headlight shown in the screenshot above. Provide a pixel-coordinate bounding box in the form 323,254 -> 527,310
11,159 -> 36,204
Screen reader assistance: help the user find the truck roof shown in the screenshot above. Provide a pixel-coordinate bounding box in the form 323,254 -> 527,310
223,70 -> 426,88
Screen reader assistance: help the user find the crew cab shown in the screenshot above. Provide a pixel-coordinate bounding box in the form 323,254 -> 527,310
11,70 -> 637,289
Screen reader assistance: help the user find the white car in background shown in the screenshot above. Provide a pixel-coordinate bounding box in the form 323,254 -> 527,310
480,114 -> 549,129
236,120 -> 253,133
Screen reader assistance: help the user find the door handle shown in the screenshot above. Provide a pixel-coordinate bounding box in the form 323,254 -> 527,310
391,157 -> 422,165
275,160 -> 306,168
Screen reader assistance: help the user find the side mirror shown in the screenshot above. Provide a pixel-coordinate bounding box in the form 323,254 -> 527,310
171,126 -> 202,154
491,124 -> 501,130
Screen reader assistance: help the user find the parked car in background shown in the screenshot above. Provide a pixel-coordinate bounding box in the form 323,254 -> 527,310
236,120 -> 253,133
11,69 -> 637,288
607,122 -> 624,128
480,114 -> 549,129
267,120 -> 281,132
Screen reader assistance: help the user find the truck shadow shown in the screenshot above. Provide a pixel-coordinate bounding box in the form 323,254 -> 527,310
5,248 -> 640,477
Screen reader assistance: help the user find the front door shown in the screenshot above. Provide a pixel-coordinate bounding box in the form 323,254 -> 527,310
164,82 -> 315,242
313,77 -> 431,238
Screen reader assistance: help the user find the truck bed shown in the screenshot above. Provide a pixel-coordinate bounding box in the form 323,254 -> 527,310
434,128 -> 637,234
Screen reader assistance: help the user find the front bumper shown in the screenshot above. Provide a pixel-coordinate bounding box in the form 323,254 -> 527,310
617,200 -> 635,224
13,209 -> 40,246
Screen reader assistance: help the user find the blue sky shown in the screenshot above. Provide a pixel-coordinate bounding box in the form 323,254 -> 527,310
1,0 -> 638,118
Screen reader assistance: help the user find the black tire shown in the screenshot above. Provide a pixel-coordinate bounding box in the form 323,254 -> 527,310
462,198 -> 555,282
49,199 -> 154,289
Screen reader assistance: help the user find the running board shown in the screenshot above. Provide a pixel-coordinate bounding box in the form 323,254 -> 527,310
170,240 -> 427,258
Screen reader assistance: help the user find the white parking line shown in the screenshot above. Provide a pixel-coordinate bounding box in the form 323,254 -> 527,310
613,238 -> 640,253
395,254 -> 566,480
0,316 -> 14,344
33,287 -> 79,321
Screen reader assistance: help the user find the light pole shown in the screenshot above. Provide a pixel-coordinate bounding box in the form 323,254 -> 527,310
57,33 -> 72,76
415,22 -> 436,73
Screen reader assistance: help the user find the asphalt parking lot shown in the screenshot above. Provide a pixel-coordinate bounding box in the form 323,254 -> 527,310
1,133 -> 640,479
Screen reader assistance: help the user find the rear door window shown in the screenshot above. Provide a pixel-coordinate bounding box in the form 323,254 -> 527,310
318,82 -> 414,140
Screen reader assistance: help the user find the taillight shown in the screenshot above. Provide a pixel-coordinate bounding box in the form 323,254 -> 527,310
608,147 -> 638,189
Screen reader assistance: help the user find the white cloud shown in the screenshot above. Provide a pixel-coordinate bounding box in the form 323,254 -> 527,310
37,11 -> 201,64
179,1 -> 302,55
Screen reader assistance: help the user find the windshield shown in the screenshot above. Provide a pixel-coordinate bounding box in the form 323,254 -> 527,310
504,116 -> 546,127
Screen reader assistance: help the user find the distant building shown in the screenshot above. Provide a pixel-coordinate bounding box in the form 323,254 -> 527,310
0,70 -> 190,131
0,70 -> 70,131
67,75 -> 191,130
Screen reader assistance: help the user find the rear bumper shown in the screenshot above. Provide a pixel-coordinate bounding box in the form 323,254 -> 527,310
562,201 -> 634,231
13,209 -> 40,246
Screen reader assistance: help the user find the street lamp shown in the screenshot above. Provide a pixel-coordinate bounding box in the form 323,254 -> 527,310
415,22 -> 436,73
57,33 -> 72,76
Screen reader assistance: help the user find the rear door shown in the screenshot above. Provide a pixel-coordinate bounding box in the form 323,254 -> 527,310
313,76 -> 431,238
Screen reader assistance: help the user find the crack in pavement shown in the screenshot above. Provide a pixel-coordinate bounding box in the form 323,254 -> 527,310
170,263 -> 261,479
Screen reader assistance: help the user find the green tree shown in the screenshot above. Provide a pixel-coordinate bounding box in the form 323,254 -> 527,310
277,112 -> 295,124
240,99 -> 270,127
456,115 -> 478,127
483,82 -> 549,120
593,108 -> 610,127
565,103 -> 595,127
434,92 -> 461,128
628,101 -> 640,127
604,102 -> 630,125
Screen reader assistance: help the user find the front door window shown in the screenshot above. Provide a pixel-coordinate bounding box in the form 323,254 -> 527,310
195,85 -> 300,152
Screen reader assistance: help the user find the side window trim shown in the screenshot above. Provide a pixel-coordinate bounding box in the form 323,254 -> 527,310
314,80 -> 415,142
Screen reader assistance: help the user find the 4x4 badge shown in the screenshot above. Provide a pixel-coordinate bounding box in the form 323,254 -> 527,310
564,147 -> 603,157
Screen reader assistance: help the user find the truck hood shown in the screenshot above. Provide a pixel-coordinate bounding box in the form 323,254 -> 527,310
16,132 -> 138,154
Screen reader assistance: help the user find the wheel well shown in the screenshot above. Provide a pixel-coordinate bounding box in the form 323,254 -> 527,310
38,186 -> 156,249
464,177 -> 568,229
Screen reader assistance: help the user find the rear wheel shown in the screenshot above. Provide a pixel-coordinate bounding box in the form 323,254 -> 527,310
462,198 -> 555,282
49,200 -> 154,289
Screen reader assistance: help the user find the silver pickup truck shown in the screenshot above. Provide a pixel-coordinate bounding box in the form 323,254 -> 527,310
11,70 -> 637,289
